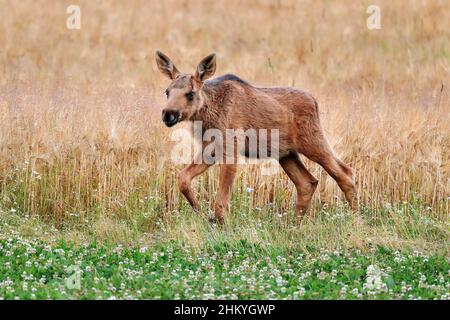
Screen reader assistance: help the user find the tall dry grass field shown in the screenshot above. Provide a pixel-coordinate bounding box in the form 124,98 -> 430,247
0,0 -> 448,248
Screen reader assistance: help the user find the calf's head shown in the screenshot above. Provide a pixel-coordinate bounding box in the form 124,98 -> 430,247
155,51 -> 216,127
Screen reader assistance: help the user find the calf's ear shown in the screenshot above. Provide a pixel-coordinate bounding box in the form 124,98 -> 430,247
155,50 -> 180,80
195,53 -> 216,82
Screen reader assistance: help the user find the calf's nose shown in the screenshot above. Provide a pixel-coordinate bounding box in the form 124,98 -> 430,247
162,110 -> 181,127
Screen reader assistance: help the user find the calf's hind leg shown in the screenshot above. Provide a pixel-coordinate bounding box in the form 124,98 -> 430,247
213,164 -> 237,224
324,156 -> 358,211
279,152 -> 318,217
303,149 -> 358,212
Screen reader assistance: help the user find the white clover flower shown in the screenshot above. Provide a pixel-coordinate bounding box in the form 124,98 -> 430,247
364,265 -> 387,295
340,285 -> 348,295
139,247 -> 148,253
296,287 -> 306,296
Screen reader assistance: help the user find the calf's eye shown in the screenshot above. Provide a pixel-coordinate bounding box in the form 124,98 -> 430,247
186,91 -> 195,101
165,90 -> 169,98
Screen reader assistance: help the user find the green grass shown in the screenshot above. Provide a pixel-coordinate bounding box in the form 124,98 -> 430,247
0,220 -> 449,300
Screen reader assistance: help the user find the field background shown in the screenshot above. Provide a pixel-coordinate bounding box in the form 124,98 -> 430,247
0,0 -> 448,299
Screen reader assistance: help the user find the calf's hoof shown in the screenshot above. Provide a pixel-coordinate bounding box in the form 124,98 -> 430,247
208,216 -> 224,225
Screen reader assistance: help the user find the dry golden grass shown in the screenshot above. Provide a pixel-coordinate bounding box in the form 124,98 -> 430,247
0,0 -> 448,241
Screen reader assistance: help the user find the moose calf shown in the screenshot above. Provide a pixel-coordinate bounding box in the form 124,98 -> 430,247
156,51 -> 357,224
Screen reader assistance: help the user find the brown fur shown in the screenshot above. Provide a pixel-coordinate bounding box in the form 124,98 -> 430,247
156,51 -> 358,224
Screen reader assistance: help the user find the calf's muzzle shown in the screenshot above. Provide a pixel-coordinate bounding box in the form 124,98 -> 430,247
162,109 -> 181,127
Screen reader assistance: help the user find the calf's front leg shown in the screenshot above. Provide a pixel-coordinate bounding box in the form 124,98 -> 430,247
178,162 -> 211,211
